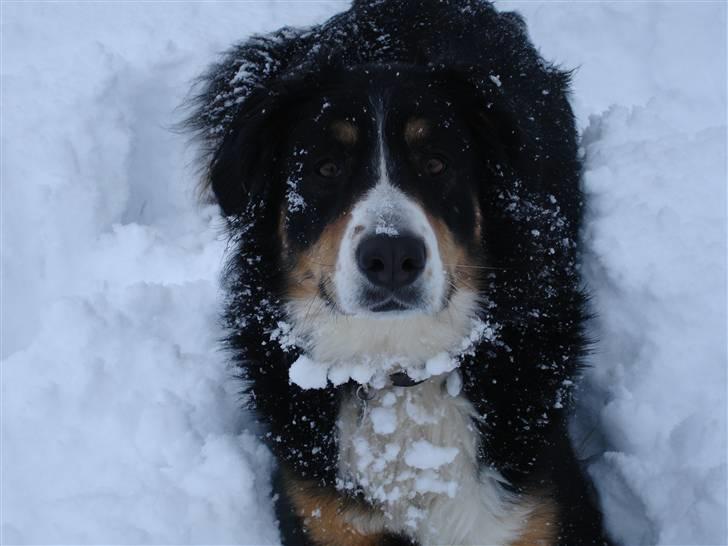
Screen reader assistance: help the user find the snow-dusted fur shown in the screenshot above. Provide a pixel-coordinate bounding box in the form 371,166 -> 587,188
287,288 -> 477,367
338,378 -> 530,546
184,1 -> 614,545
288,129 -> 474,370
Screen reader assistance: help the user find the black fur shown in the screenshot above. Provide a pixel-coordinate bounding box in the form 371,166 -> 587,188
185,1 -> 612,544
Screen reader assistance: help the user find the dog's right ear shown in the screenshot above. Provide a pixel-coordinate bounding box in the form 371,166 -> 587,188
201,86 -> 294,216
182,30 -> 313,216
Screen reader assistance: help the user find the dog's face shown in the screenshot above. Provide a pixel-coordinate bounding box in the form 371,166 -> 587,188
275,68 -> 491,362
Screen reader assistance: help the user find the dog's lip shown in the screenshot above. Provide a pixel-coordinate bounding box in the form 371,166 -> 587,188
316,282 -> 416,314
368,299 -> 411,313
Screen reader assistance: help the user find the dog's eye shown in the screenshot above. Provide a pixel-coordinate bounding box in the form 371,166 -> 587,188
425,156 -> 447,176
316,160 -> 341,178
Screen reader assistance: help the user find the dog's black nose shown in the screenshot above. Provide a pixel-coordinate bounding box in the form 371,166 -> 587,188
357,234 -> 426,289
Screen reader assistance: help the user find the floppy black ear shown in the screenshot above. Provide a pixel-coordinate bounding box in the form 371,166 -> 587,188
440,69 -> 523,169
181,26 -> 317,216
204,87 -> 293,216
470,103 -> 522,168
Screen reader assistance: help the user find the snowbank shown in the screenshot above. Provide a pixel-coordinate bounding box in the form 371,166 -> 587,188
580,104 -> 726,545
511,3 -> 727,544
2,2 -> 725,545
1,2 -> 341,543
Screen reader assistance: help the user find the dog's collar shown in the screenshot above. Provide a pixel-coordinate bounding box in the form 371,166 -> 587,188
388,371 -> 427,388
355,372 -> 427,401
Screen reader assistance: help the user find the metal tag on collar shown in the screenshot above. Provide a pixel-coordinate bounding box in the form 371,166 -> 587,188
356,384 -> 375,426
356,384 -> 376,401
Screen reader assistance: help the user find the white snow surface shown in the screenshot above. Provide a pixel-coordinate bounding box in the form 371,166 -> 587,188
404,441 -> 459,471
2,2 -> 725,545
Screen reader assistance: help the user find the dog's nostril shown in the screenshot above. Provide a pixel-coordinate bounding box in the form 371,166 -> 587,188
367,257 -> 385,273
356,234 -> 427,289
401,257 -> 417,272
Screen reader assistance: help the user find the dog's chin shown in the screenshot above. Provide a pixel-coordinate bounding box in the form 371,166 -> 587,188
287,287 -> 478,363
364,291 -> 429,315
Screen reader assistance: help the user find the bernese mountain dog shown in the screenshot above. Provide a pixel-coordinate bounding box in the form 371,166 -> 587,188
185,1 -> 613,544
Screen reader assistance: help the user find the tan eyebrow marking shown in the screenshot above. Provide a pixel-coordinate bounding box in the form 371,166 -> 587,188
404,117 -> 430,145
330,120 -> 358,146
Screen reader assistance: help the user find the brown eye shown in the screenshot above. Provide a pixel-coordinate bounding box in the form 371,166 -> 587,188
316,160 -> 341,178
425,156 -> 446,176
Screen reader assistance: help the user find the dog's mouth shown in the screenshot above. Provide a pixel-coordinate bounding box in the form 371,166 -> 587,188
360,284 -> 434,314
319,278 -> 455,316
369,299 -> 411,313
319,281 -> 421,314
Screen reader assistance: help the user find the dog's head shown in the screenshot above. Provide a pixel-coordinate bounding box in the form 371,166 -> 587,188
202,65 -> 522,363
186,0 -> 583,380
187,0 -> 586,479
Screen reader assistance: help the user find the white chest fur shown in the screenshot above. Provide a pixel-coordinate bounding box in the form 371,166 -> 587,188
336,376 -> 530,546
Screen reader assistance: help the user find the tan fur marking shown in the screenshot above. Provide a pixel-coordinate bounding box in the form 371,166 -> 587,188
287,212 -> 350,301
286,477 -> 383,546
510,495 -> 559,546
331,120 -> 358,146
404,117 -> 430,145
425,212 -> 479,292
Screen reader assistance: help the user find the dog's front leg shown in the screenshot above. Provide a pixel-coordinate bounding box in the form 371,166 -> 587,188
273,466 -> 418,546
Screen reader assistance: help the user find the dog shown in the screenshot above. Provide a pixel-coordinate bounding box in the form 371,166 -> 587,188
185,1 -> 612,544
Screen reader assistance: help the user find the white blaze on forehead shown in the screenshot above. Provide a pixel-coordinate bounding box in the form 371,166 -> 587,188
333,115 -> 447,314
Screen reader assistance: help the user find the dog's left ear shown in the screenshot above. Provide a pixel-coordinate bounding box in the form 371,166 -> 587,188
470,103 -> 522,167
443,69 -> 523,168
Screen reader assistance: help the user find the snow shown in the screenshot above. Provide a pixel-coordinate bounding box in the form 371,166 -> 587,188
269,320 -> 299,352
286,319 -> 497,390
414,471 -> 458,498
375,225 -> 400,236
424,352 -> 457,376
2,2 -> 725,546
286,149 -> 308,214
404,441 -> 459,471
289,355 -> 328,390
285,176 -> 307,214
1,2 -> 341,544
286,316 -> 495,389
370,407 -> 398,435
579,106 -> 727,545
445,370 -> 463,398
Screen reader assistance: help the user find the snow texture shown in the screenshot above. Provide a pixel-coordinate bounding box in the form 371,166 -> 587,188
288,355 -> 329,390
2,2 -> 725,545
287,317 -> 495,389
404,441 -> 459,471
